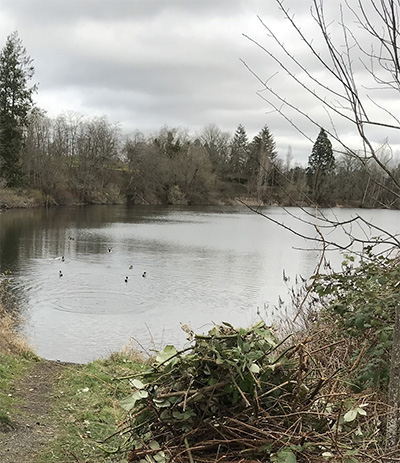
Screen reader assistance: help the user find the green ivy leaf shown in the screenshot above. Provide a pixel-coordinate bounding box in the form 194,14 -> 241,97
153,451 -> 166,462
120,390 -> 149,411
156,345 -> 177,364
149,440 -> 160,450
271,448 -> 297,463
249,363 -> 260,373
356,407 -> 367,416
343,408 -> 358,422
255,328 -> 277,346
130,378 -> 145,389
153,398 -> 171,408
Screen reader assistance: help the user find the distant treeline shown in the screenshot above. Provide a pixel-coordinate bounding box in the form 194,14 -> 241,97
16,111 -> 400,208
1,31 -> 399,209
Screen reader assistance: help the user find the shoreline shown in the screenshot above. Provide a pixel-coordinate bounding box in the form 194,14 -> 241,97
0,187 -> 387,211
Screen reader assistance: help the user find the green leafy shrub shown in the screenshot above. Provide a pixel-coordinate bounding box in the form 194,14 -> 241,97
313,252 -> 400,390
115,322 -> 374,462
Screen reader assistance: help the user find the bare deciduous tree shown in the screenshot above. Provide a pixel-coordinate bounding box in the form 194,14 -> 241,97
243,0 -> 400,452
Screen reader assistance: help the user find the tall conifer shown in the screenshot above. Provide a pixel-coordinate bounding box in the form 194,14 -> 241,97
307,128 -> 335,203
0,31 -> 37,186
229,124 -> 249,180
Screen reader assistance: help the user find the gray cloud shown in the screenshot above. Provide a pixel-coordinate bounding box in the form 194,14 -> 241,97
0,0 -> 398,165
2,0 -> 246,25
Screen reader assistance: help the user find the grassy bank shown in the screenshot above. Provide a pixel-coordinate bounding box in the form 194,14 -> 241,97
0,275 -> 146,462
0,353 -> 38,430
0,350 -> 146,462
34,353 -> 145,463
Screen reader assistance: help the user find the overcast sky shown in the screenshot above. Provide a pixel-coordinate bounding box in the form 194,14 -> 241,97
0,0 -> 398,166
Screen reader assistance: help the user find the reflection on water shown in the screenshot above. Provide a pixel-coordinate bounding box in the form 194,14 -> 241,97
1,205 -> 397,363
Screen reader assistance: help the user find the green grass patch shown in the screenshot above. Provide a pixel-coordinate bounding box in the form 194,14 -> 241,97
35,352 -> 146,463
0,352 -> 39,425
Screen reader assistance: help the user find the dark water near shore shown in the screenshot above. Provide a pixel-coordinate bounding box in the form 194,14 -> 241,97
0,205 -> 398,363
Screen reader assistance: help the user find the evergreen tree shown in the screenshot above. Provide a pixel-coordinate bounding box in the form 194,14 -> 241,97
307,128 -> 335,204
229,124 -> 249,181
0,31 -> 37,186
246,125 -> 278,200
251,125 -> 277,162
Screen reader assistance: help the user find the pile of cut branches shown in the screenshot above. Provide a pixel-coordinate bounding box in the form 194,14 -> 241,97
114,322 -> 381,462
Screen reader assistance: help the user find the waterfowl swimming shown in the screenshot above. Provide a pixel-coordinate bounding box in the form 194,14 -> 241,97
59,271 -> 63,277
129,265 -> 133,269
107,247 -> 113,253
125,276 -> 129,283
142,272 -> 146,278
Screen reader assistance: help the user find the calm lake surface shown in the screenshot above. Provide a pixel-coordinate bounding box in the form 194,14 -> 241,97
0,205 -> 398,363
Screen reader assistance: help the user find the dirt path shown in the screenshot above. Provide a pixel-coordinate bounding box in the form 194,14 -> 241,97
0,360 -> 67,463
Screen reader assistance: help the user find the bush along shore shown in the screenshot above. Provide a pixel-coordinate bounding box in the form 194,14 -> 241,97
0,251 -> 398,462
0,187 -> 126,209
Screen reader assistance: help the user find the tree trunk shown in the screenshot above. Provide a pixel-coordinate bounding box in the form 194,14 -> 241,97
386,299 -> 400,456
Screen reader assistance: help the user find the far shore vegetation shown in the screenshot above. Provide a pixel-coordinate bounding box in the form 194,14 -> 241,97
0,32 -> 398,211
0,31 -> 398,211
1,117 -> 399,211
0,119 -> 399,211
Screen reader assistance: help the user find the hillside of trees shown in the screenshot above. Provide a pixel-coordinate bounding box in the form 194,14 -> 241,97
1,31 -> 400,209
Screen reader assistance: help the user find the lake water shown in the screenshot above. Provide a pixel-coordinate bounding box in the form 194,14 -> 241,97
0,205 -> 398,363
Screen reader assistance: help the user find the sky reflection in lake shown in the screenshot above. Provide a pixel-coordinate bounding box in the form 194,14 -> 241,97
1,205 -> 397,363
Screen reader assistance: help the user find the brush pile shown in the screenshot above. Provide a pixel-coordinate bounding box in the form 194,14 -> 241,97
117,322 -> 381,463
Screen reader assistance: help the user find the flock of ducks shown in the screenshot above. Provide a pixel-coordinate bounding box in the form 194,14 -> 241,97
124,272 -> 147,283
58,240 -> 147,282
